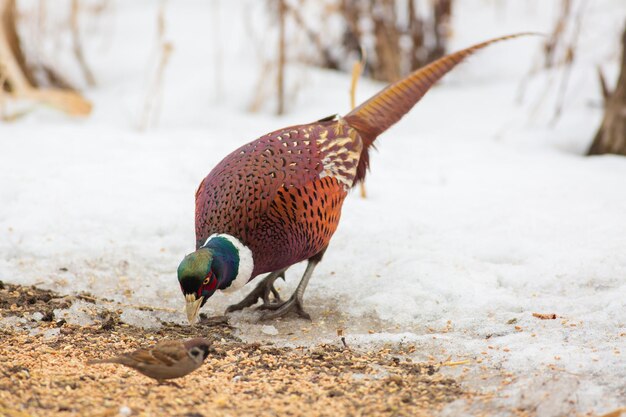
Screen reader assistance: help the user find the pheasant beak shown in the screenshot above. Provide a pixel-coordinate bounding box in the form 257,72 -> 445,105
185,294 -> 203,325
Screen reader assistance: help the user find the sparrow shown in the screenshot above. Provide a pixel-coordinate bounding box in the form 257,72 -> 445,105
88,338 -> 211,383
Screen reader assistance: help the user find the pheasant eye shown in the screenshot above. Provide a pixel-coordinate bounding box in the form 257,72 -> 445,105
203,277 -> 210,285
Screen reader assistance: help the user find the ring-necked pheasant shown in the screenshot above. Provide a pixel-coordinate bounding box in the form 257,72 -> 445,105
178,33 -> 532,324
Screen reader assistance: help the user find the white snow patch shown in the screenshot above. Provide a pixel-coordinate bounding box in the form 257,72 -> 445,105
118,406 -> 132,417
54,302 -> 98,326
119,309 -> 161,329
261,325 -> 279,336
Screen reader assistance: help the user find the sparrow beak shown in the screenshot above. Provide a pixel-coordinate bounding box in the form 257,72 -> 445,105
185,294 -> 203,325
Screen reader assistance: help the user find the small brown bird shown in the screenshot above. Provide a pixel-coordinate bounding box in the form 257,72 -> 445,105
88,338 -> 211,383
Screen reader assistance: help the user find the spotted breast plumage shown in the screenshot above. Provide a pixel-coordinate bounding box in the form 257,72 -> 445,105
178,33 -> 534,324
194,119 -> 361,275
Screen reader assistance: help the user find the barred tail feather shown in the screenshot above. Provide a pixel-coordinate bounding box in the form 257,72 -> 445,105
344,33 -> 538,147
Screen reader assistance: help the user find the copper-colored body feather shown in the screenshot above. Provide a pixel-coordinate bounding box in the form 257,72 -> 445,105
195,34 -> 533,280
196,118 -> 361,275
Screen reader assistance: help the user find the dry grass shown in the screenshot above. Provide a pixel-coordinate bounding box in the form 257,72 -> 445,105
0,0 -> 92,117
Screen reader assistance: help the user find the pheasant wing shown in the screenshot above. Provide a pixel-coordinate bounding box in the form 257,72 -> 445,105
195,123 -> 329,248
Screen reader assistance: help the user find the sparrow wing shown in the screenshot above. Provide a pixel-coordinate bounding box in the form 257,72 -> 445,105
119,341 -> 181,367
149,340 -> 189,366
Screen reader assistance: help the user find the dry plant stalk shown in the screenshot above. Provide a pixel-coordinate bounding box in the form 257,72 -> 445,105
0,0 -> 34,92
588,25 -> 626,155
407,0 -> 424,71
70,0 -> 96,86
249,0 -> 290,115
338,0 -> 452,83
599,407 -> 626,417
521,0 -> 587,124
244,2 -> 272,113
0,68 -> 7,119
276,0 -> 286,115
597,66 -> 610,102
140,0 -> 173,130
430,0 -> 452,62
248,61 -> 274,113
371,0 -> 402,82
349,54 -> 364,110
550,0 -> 587,124
349,49 -> 367,198
0,0 -> 91,117
285,2 -> 339,70
543,0 -> 571,69
211,0 -> 222,101
140,42 -> 173,130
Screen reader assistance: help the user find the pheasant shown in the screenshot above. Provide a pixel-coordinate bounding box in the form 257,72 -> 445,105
178,33 -> 532,324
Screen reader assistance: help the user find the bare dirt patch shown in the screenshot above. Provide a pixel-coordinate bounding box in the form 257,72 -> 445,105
0,282 -> 467,417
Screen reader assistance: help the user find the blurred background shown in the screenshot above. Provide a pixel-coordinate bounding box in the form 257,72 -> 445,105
1,0 -> 623,128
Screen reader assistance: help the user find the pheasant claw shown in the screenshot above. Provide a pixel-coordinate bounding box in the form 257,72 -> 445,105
225,269 -> 286,314
257,294 -> 312,321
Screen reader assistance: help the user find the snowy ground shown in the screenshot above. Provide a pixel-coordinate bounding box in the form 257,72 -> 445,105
1,0 -> 625,415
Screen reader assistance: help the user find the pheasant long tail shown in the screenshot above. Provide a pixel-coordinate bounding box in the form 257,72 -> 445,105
344,33 -> 536,148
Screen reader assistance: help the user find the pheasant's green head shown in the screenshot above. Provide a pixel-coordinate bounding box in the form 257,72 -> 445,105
178,235 -> 249,324
177,248 -> 217,324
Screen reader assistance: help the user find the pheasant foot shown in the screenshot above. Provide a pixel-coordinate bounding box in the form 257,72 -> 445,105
258,293 -> 311,321
225,269 -> 286,313
257,251 -> 324,321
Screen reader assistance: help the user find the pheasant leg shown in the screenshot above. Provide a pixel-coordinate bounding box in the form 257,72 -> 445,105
225,269 -> 287,313
258,247 -> 327,321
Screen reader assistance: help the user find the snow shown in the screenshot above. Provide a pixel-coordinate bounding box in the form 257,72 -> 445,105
54,301 -> 99,326
261,325 -> 279,336
117,406 -> 132,417
1,0 -> 625,415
